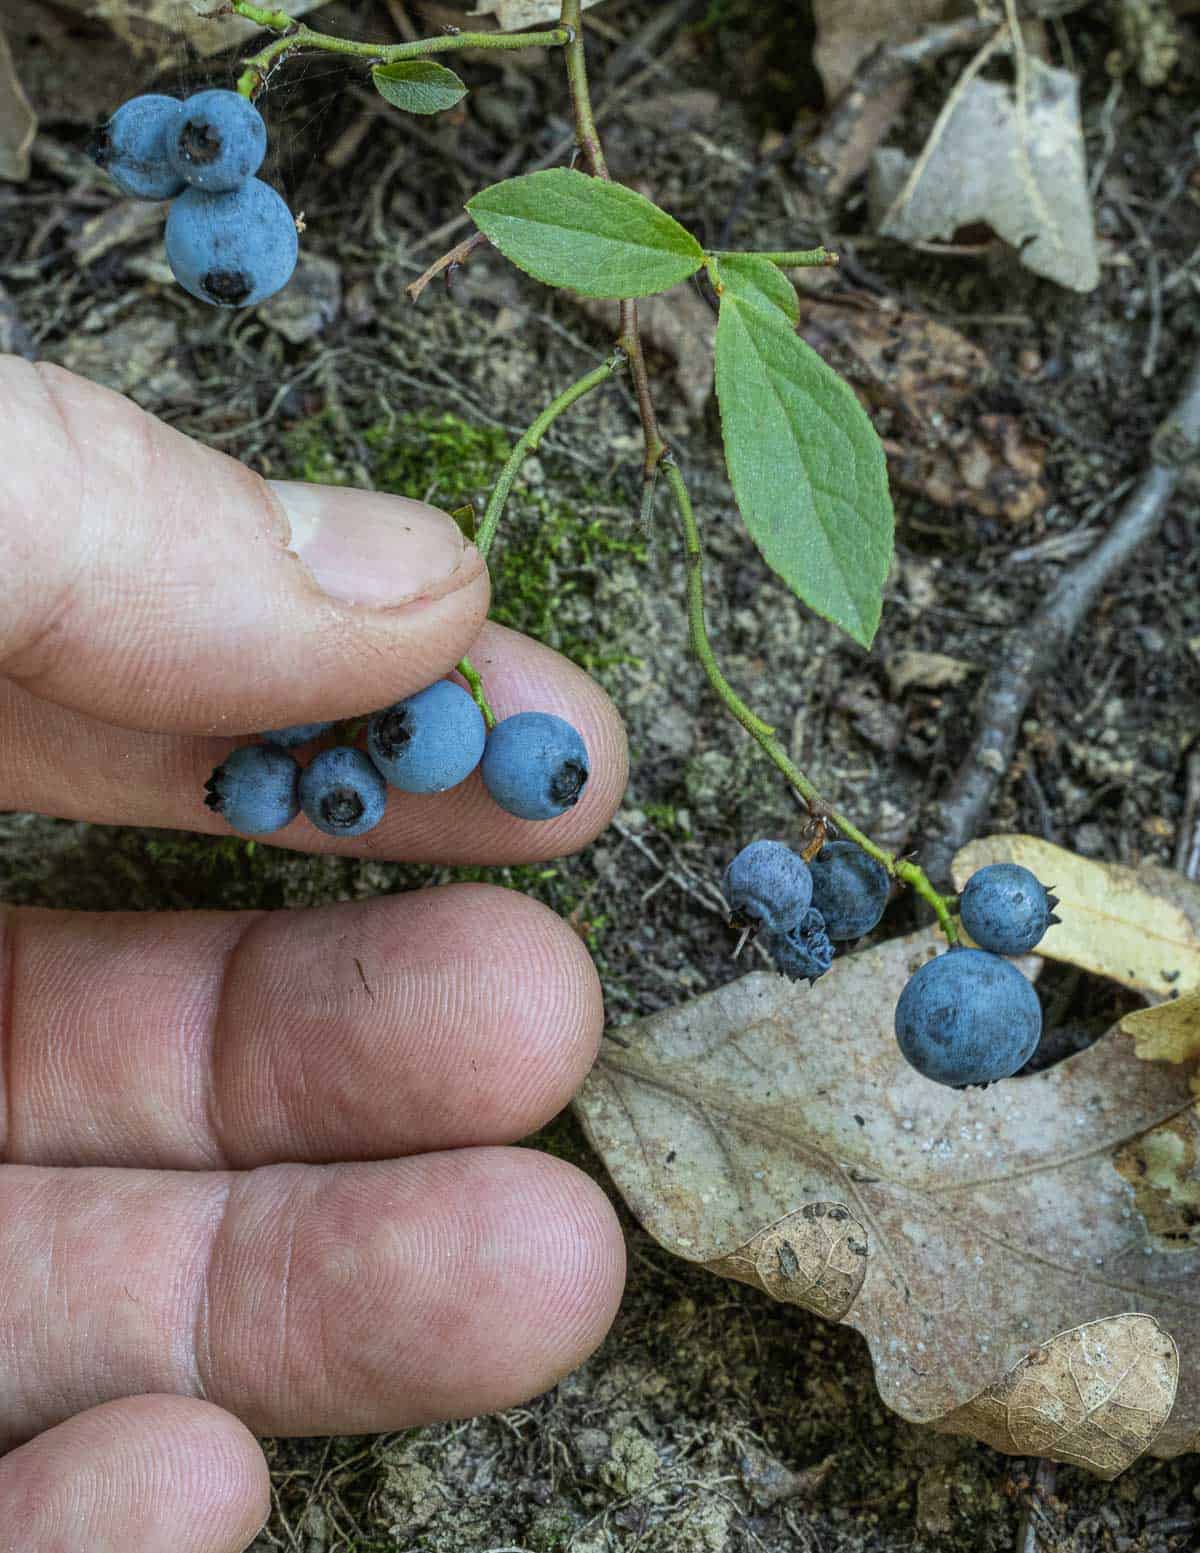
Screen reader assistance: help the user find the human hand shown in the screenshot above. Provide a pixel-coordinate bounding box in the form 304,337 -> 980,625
0,357 -> 628,1552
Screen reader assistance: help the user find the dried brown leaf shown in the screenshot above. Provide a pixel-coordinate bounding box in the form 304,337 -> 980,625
812,0 -> 955,98
939,1314 -> 1178,1478
576,846 -> 1200,1471
576,285 -> 715,417
875,56 -> 1100,291
796,301 -> 1047,523
809,0 -> 955,193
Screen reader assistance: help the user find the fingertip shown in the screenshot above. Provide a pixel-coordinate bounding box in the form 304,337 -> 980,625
518,1148 -> 627,1380
0,1395 -> 270,1553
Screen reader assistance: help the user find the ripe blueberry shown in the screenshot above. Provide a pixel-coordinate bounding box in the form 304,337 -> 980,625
809,840 -> 890,941
959,862 -> 1060,956
367,681 -> 486,794
165,178 -> 297,308
204,743 -> 299,835
894,947 -> 1043,1088
90,95 -> 186,201
261,721 -> 335,749
765,907 -> 834,985
167,89 -> 267,193
480,712 -> 589,821
722,840 -> 812,935
299,747 -> 387,838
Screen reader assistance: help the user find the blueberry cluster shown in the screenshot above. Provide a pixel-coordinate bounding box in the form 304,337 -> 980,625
722,839 -> 1062,1091
204,683 -> 589,840
720,837 -> 889,986
895,863 -> 1060,1089
90,91 -> 297,309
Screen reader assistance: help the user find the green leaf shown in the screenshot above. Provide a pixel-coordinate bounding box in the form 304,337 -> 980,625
712,253 -> 799,324
449,503 -> 477,542
715,295 -> 893,648
467,168 -> 704,299
372,60 -> 468,115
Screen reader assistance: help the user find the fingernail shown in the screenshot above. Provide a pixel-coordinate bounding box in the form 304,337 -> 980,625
269,480 -> 479,608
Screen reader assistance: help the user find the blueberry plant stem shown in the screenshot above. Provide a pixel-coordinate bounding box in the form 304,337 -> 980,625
714,248 -> 838,268
561,0 -> 608,179
457,656 -> 496,730
662,457 -> 959,944
461,354 -> 622,737
476,355 -> 622,563
230,3 -> 571,96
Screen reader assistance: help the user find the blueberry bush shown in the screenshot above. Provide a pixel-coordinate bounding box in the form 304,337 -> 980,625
88,0 -> 1068,1089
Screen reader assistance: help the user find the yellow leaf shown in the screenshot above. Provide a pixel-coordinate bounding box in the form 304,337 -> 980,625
1122,992 -> 1200,1064
952,835 -> 1200,1000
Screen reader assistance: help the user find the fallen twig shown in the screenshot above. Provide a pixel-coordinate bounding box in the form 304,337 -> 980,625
922,346 -> 1200,886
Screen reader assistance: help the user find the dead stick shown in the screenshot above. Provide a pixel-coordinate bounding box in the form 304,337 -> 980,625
922,346 -> 1200,886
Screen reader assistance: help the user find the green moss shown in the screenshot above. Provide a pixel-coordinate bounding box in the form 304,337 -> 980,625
280,409 -> 647,678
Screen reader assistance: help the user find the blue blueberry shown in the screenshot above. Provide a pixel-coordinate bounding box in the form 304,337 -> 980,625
90,95 -> 186,200
367,681 -> 486,794
261,721 -> 335,749
167,89 -> 267,192
809,840 -> 890,941
960,863 -> 1060,956
165,178 -> 297,307
894,947 -> 1043,1088
204,743 -> 299,835
480,712 -> 589,821
722,840 -> 812,934
299,747 -> 387,838
764,907 -> 834,985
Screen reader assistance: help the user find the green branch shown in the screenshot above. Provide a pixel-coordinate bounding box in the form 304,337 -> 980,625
457,655 -> 496,729
476,354 -> 622,562
560,0 -> 607,178
714,247 -> 839,269
231,3 -> 570,95
662,457 -> 958,944
458,354 -> 622,740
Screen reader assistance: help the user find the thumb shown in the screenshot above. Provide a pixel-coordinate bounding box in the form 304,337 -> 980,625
0,357 -> 490,734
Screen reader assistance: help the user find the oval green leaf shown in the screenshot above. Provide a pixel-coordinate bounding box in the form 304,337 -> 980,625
715,295 -> 894,648
372,60 -> 468,115
712,253 -> 800,324
467,168 -> 704,299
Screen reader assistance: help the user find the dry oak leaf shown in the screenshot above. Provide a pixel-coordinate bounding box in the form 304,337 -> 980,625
939,1314 -> 1178,1478
874,56 -> 1100,292
1122,991 -> 1200,1066
575,906 -> 1200,1470
952,835 -> 1200,999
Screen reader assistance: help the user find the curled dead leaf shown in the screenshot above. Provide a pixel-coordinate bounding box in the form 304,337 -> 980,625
938,1314 -> 1178,1478
709,1203 -> 869,1320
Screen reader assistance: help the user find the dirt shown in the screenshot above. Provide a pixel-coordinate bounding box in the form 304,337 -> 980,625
3,0 -> 1200,1547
